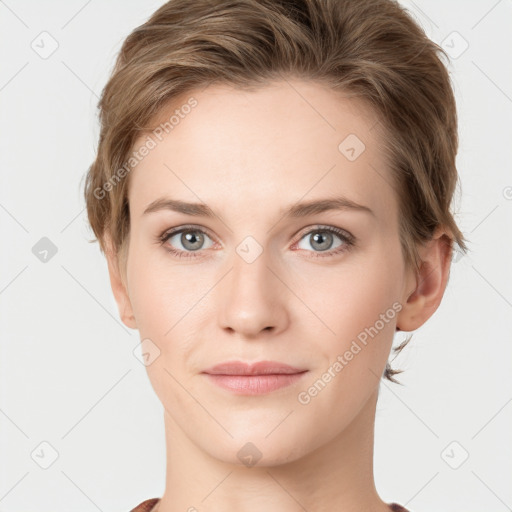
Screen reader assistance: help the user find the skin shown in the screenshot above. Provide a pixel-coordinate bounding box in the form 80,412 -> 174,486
105,79 -> 452,512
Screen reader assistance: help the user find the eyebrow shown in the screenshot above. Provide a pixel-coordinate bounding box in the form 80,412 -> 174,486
142,196 -> 375,218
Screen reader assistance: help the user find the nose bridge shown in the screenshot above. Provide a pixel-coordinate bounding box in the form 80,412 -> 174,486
218,240 -> 287,336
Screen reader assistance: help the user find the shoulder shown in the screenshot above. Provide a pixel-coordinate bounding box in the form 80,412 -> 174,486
388,503 -> 411,512
129,498 -> 160,512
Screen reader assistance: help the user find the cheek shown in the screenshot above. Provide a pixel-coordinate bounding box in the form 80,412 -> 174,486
126,243 -> 195,337
128,271 -> 172,339
126,250 -> 201,408
306,251 -> 402,333
126,246 -> 214,381
296,254 -> 402,423
313,247 -> 404,372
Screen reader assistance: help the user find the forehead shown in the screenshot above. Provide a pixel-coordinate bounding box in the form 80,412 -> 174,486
128,79 -> 396,224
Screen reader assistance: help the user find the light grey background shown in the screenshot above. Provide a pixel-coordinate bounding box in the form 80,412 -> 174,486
0,1 -> 511,511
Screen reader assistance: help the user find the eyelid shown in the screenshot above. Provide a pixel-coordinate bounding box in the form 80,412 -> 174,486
160,224 -> 219,244
293,224 -> 355,245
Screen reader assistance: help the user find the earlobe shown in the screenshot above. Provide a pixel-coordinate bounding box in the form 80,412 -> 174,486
104,234 -> 137,330
396,227 -> 453,332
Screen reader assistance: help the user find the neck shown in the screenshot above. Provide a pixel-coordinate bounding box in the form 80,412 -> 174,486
157,387 -> 390,512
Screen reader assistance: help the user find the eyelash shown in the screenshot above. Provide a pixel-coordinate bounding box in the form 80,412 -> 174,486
157,224 -> 355,260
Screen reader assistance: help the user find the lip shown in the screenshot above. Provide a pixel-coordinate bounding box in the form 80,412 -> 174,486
203,360 -> 306,375
202,360 -> 308,395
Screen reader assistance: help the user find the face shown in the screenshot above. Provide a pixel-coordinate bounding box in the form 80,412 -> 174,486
117,79 -> 416,465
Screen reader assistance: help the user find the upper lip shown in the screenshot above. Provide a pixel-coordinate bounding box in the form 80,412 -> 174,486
202,360 -> 307,376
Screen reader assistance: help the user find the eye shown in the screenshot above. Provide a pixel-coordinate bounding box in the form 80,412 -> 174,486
158,224 -> 355,260
159,225 -> 215,259
294,225 -> 355,258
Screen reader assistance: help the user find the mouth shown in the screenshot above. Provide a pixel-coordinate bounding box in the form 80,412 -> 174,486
201,360 -> 308,395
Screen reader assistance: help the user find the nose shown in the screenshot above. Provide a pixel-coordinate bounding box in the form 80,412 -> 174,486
217,249 -> 289,339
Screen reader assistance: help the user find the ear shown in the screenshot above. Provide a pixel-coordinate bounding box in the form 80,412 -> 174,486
104,233 -> 137,330
396,227 -> 453,332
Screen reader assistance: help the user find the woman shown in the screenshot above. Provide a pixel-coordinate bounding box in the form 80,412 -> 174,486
84,0 -> 467,510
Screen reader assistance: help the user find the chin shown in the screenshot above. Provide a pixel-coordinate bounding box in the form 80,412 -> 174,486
197,427 -> 310,469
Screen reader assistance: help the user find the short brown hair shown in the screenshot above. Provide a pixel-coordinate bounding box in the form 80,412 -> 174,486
83,0 -> 468,382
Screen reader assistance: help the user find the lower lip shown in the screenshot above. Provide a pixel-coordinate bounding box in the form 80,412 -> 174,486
204,372 -> 307,395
